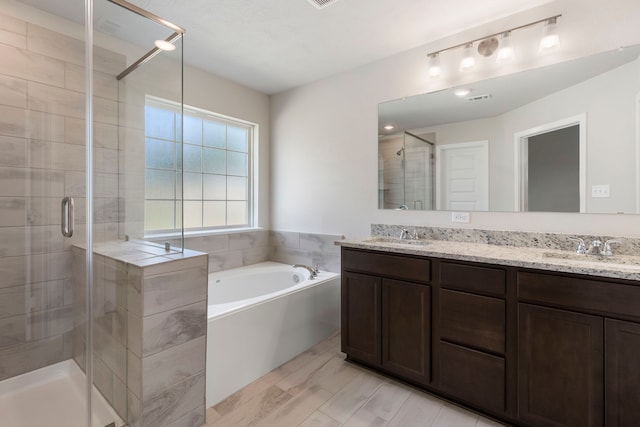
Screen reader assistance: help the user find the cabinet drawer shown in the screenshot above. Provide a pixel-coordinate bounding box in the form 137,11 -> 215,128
439,341 -> 505,414
342,249 -> 430,283
440,262 -> 505,297
440,289 -> 505,354
518,271 -> 640,318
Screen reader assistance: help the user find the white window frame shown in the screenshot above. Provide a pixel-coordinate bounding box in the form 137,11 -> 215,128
143,95 -> 258,237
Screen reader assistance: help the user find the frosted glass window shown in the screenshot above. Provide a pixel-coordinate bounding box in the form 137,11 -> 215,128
203,201 -> 225,227
145,138 -> 175,169
183,115 -> 202,145
183,172 -> 202,200
145,201 -> 175,231
227,201 -> 247,225
145,106 -> 175,140
203,148 -> 226,174
184,201 -> 202,229
227,126 -> 248,152
203,174 -> 225,200
183,144 -> 202,172
227,176 -> 247,200
227,152 -> 247,176
145,96 -> 255,233
204,121 -> 226,148
145,170 -> 175,199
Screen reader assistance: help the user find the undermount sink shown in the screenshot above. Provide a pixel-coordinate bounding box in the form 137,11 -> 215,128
542,251 -> 640,268
364,237 -> 431,246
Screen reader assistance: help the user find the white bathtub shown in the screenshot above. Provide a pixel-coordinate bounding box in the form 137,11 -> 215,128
206,261 -> 340,407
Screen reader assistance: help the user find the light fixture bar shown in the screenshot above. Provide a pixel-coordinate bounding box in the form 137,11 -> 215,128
427,14 -> 561,57
107,0 -> 185,33
117,32 -> 182,80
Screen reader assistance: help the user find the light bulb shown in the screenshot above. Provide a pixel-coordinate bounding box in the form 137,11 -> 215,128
496,32 -> 515,64
154,39 -> 176,51
460,43 -> 475,72
427,53 -> 441,78
539,17 -> 560,52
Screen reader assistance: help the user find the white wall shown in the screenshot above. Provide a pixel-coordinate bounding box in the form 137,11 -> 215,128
271,0 -> 640,239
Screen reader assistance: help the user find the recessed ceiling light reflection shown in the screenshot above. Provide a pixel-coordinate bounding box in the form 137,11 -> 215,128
154,39 -> 176,51
454,88 -> 471,97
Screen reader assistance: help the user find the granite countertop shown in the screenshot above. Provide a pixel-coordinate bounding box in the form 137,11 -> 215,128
338,238 -> 640,282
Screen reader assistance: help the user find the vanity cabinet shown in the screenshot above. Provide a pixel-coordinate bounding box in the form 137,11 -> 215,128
341,249 -> 431,385
341,246 -> 640,427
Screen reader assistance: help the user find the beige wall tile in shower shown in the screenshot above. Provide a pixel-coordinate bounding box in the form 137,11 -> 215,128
94,45 -> 127,77
0,136 -> 26,167
0,279 -> 65,319
142,266 -> 207,316
26,23 -> 84,67
50,141 -> 85,172
0,104 -> 26,138
95,122 -> 118,150
0,334 -> 65,381
128,349 -> 142,398
0,197 -> 25,226
30,168 -> 65,197
27,81 -> 84,119
167,405 -> 205,427
0,74 -> 27,108
0,11 -> 27,49
64,62 -> 119,101
94,96 -> 118,125
142,372 -> 205,427
0,167 -> 27,196
26,110 -> 65,142
0,43 -> 64,87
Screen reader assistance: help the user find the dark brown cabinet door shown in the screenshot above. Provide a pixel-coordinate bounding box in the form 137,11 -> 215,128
341,271 -> 381,366
606,319 -> 640,427
518,304 -> 603,427
381,279 -> 431,385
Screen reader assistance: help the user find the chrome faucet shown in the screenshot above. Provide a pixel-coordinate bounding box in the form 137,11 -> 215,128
589,239 -> 620,256
569,237 -> 588,254
399,229 -> 409,240
293,264 -> 318,279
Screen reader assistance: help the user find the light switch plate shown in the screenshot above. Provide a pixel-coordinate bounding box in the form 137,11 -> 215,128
592,184 -> 610,198
451,212 -> 470,223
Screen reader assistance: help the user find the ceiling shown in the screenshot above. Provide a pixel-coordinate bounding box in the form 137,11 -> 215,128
18,0 -> 552,94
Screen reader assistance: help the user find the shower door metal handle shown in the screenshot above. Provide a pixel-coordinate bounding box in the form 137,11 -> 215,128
61,196 -> 74,237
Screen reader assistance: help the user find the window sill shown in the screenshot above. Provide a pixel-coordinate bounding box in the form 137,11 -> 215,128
144,226 -> 265,241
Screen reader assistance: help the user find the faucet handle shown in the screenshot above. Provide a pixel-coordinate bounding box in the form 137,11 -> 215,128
602,239 -> 621,256
568,237 -> 587,254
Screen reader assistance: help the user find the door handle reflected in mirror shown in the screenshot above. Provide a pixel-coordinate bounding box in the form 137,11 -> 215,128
61,196 -> 74,238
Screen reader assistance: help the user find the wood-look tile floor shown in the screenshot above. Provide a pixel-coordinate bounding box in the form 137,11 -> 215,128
205,332 -> 506,427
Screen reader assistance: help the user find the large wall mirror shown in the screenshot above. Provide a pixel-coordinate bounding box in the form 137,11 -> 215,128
378,44 -> 640,213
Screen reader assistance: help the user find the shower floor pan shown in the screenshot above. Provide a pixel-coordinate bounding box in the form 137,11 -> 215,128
0,360 -> 124,427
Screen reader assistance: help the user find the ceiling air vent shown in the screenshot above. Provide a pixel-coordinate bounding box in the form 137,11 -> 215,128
307,0 -> 340,9
466,94 -> 492,102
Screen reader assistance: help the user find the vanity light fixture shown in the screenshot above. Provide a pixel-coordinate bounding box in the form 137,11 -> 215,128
425,14 -> 561,78
496,31 -> 515,64
383,124 -> 395,131
539,17 -> 560,52
427,53 -> 442,78
460,43 -> 476,72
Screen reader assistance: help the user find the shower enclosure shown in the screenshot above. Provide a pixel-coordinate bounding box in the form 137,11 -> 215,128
0,0 -> 184,425
379,131 -> 435,210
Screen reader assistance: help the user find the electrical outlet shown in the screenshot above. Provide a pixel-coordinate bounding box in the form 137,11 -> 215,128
451,212 -> 470,223
592,184 -> 610,198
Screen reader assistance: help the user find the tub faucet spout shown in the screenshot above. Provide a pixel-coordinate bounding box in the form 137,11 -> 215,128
293,264 -> 318,279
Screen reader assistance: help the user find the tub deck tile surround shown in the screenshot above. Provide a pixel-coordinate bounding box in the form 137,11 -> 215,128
206,332 -> 504,427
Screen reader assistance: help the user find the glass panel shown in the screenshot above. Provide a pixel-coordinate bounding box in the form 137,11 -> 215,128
145,170 -> 175,199
145,200 -> 176,231
184,201 -> 202,229
183,144 -> 202,172
145,106 -> 175,139
228,126 -> 248,152
184,172 -> 203,200
183,114 -> 203,145
203,120 -> 226,148
203,147 -> 226,174
145,138 -> 175,169
203,201 -> 226,227
227,152 -> 248,176
203,174 -> 226,200
227,201 -> 248,225
227,176 -> 248,200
